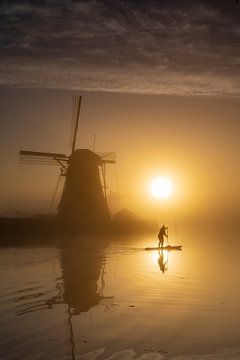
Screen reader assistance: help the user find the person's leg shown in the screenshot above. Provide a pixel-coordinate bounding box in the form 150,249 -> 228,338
161,236 -> 165,247
160,237 -> 163,247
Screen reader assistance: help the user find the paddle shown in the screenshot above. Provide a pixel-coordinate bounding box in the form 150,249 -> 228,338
166,227 -> 169,246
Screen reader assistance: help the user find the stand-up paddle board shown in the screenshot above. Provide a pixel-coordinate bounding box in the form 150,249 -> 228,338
145,245 -> 182,251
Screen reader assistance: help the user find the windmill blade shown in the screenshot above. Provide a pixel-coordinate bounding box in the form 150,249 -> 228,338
20,158 -> 63,166
49,171 -> 63,214
97,152 -> 116,164
19,150 -> 68,166
69,97 -> 78,152
20,150 -> 68,159
70,95 -> 82,155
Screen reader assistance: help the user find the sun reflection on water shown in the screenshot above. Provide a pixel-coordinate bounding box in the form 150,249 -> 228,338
150,250 -> 159,263
148,249 -> 170,274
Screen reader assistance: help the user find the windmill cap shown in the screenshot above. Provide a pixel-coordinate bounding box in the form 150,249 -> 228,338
69,149 -> 102,164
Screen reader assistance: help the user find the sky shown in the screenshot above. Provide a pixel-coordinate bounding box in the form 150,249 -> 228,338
0,0 -> 239,226
0,0 -> 239,96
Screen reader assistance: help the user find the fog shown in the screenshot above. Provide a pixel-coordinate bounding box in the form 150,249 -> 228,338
0,89 -> 239,228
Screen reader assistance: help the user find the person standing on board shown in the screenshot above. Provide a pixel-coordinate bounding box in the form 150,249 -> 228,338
158,225 -> 168,248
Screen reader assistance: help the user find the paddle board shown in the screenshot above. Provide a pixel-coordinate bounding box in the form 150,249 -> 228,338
145,245 -> 182,251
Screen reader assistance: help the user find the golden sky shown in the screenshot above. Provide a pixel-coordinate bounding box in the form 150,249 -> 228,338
0,89 -> 239,225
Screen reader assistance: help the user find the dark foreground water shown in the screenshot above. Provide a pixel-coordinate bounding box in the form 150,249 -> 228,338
0,230 -> 240,360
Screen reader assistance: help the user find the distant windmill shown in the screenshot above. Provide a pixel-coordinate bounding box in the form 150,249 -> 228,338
19,96 -> 116,228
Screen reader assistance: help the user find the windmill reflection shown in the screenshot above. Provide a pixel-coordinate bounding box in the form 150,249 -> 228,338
48,239 -> 112,314
14,238 -> 113,318
14,238 -> 112,360
55,239 -> 112,360
157,250 -> 169,274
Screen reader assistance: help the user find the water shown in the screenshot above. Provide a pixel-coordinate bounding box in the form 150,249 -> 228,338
0,231 -> 240,360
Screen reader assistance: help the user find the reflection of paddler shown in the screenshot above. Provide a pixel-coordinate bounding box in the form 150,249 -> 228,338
158,250 -> 168,274
158,224 -> 168,247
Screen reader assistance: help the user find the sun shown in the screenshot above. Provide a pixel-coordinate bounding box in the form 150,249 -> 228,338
149,176 -> 173,199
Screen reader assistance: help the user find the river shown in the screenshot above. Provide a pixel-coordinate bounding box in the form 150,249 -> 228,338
0,230 -> 240,359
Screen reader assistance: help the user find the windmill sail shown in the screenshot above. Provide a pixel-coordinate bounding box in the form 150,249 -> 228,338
70,96 -> 82,155
19,150 -> 68,165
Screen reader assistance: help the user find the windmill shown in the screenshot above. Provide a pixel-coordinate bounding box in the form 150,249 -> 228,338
19,96 -> 116,229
